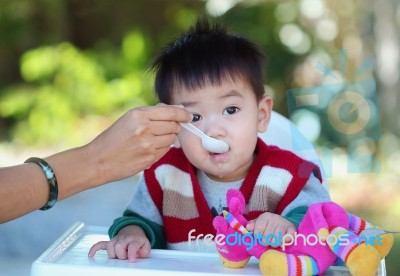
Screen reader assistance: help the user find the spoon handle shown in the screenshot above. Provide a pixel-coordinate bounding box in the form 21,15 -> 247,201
180,122 -> 229,153
180,123 -> 207,140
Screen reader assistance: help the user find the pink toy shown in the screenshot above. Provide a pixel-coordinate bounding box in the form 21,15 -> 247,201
213,189 -> 393,276
223,210 -> 250,234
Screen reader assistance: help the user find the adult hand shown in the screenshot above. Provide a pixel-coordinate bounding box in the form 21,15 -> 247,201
0,104 -> 191,223
86,104 -> 191,185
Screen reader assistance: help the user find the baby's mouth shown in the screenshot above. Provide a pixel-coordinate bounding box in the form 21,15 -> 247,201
209,150 -> 230,162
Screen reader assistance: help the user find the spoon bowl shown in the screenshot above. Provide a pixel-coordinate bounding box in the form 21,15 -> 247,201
180,123 -> 229,153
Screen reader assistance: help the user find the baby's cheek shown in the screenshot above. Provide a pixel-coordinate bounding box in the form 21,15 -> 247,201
180,135 -> 199,150
181,141 -> 207,164
235,132 -> 257,148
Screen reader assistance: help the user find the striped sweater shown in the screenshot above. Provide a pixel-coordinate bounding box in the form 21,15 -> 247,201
109,138 -> 326,251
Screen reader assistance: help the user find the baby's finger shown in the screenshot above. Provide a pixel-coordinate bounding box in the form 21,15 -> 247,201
253,220 -> 267,236
88,241 -> 108,257
284,226 -> 296,242
114,240 -> 128,260
137,242 -> 151,259
265,225 -> 279,245
127,241 -> 141,262
287,225 -> 296,236
246,220 -> 255,231
106,239 -> 117,259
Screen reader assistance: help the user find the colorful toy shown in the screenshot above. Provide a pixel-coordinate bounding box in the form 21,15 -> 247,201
222,210 -> 250,234
213,189 -> 394,276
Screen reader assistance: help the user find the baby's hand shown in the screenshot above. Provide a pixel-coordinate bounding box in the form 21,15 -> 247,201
246,212 -> 296,247
88,225 -> 151,262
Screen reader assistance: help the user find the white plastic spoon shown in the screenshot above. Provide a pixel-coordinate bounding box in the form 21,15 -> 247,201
180,123 -> 229,153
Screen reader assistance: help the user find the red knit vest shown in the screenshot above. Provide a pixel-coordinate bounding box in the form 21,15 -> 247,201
144,138 -> 322,244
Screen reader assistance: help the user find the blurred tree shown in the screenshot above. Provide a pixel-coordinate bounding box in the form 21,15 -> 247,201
0,0 -> 399,151
215,0 -> 396,175
0,39 -> 151,145
0,0 -> 204,145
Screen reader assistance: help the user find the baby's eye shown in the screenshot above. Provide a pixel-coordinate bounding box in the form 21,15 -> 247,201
191,113 -> 202,122
223,106 -> 239,115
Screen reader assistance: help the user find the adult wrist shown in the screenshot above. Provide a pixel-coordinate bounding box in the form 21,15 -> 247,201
82,142 -> 107,188
24,157 -> 58,210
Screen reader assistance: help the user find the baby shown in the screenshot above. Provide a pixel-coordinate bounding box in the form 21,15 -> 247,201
89,18 -> 330,263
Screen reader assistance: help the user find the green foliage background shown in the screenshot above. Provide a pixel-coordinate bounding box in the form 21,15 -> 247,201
0,0 -> 315,146
0,0 -> 203,146
2,0 -> 392,150
0,38 -> 154,145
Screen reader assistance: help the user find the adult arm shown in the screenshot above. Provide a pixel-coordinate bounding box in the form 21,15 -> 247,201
0,105 -> 191,223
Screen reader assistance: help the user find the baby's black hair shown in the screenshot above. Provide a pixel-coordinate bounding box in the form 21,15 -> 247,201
149,18 -> 266,104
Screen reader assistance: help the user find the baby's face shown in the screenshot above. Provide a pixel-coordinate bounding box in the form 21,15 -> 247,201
171,78 -> 271,182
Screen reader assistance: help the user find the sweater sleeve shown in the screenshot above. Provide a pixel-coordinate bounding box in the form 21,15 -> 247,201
108,174 -> 166,249
108,210 -> 166,249
282,206 -> 308,227
281,174 -> 330,218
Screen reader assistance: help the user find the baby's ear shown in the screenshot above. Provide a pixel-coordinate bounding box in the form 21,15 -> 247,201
257,95 -> 273,133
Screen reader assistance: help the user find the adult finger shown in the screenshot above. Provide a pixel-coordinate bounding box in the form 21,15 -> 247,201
146,121 -> 181,136
128,133 -> 176,156
152,134 -> 179,149
146,105 -> 191,122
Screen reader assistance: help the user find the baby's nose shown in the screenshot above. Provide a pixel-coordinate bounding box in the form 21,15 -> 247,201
204,121 -> 227,139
